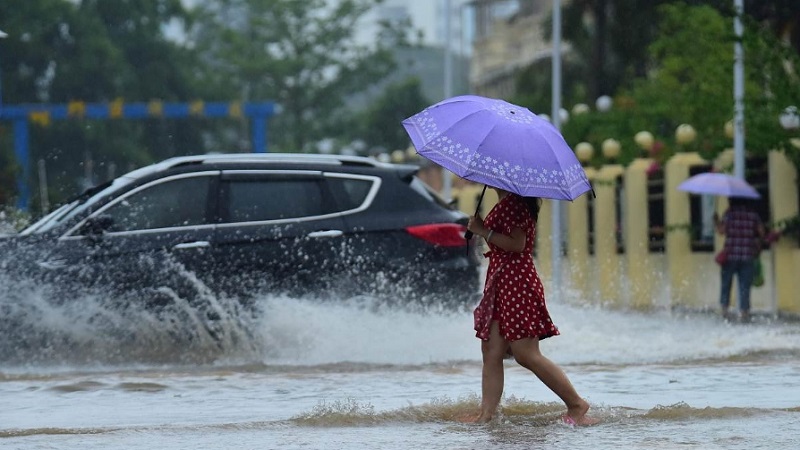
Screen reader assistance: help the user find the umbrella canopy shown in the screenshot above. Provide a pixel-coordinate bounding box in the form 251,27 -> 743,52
677,172 -> 761,199
402,95 -> 592,201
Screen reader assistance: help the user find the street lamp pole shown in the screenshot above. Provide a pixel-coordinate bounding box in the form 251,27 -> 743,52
444,0 -> 453,101
441,0 -> 453,200
733,0 -> 745,180
551,0 -> 563,301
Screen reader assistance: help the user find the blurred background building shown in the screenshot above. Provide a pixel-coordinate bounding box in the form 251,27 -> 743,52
468,0 -> 560,98
354,0 -> 561,104
355,0 -> 474,103
361,0 -> 473,56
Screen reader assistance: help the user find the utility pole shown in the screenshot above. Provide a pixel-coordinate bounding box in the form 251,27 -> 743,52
733,0 -> 745,180
442,0 -> 454,200
551,0 -> 563,302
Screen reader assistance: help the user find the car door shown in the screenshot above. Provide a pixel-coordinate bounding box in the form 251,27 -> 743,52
43,172 -> 219,301
210,170 -> 347,297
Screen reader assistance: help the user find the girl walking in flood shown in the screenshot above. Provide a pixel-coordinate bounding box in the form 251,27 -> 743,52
467,187 -> 597,426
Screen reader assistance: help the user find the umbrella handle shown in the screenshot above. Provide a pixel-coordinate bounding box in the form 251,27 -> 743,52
464,185 -> 488,241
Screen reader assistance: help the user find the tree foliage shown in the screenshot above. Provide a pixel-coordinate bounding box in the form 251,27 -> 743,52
189,0 -> 404,152
624,3 -> 734,156
541,3 -> 800,168
20,0 -> 797,213
1,0 -> 423,211
554,0 -> 800,108
0,0 -> 200,208
557,0 -> 670,101
348,77 -> 431,153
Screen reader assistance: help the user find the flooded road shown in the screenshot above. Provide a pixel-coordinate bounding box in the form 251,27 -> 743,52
2,279 -> 799,449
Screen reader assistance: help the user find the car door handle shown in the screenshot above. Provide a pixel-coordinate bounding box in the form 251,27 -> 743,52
307,230 -> 344,238
173,241 -> 211,250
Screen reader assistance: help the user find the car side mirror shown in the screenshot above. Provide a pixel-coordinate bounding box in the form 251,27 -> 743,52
81,214 -> 115,237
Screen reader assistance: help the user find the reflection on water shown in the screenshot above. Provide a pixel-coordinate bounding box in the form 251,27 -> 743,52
2,270 -> 800,449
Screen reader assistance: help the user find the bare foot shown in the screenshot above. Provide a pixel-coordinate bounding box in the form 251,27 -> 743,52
456,412 -> 493,424
564,399 -> 600,426
455,412 -> 487,423
473,414 -> 492,424
454,414 -> 475,423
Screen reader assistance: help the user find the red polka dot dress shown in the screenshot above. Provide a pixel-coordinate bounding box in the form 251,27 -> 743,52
473,194 -> 560,342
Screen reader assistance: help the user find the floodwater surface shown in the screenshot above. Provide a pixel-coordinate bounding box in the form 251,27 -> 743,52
2,274 -> 799,450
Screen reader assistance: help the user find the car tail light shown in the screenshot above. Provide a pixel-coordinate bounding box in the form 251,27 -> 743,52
405,223 -> 467,247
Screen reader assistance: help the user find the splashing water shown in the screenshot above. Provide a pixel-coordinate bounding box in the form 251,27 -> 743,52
3,261 -> 800,450
3,257 -> 800,371
0,257 -> 262,367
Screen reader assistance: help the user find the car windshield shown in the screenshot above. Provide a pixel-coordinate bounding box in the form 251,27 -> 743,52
19,180 -> 116,235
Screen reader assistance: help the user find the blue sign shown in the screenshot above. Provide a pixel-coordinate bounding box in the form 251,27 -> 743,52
0,100 -> 279,211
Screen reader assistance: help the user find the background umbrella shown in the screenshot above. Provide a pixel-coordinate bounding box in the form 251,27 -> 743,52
678,172 -> 760,199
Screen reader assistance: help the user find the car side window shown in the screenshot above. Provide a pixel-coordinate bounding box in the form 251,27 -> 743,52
101,176 -> 211,232
326,177 -> 373,210
225,178 -> 327,222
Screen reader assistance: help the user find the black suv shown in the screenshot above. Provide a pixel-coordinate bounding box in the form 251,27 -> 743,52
1,154 -> 481,309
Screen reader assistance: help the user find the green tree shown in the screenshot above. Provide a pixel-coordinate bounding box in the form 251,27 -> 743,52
72,0 -> 206,165
628,3 -> 799,159
190,0 -> 404,152
557,3 -> 800,167
558,0 -> 670,101
349,77 -> 431,153
513,56 -> 586,116
0,0 -> 98,206
0,0 -> 201,208
549,0 -> 800,112
626,3 -> 734,155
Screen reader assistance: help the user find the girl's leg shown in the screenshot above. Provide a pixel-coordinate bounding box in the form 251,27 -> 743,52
510,336 -> 598,425
476,321 -> 508,422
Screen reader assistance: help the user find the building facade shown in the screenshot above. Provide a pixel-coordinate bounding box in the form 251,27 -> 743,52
468,0 -> 569,98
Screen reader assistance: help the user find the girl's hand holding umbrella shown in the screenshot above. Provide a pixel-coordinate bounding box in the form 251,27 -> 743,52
468,214 -> 492,245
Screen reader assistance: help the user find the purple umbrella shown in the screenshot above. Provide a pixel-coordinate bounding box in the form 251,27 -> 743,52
402,95 -> 592,201
678,172 -> 761,199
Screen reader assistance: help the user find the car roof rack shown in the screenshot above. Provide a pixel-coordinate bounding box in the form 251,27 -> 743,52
120,152 -> 417,182
172,153 -> 391,168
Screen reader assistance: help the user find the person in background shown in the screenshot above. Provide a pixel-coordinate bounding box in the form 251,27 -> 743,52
466,187 -> 597,426
714,197 -> 765,323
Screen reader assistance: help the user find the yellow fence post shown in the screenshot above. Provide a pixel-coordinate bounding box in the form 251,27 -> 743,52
624,158 -> 656,309
665,152 -> 708,309
594,163 -> 625,305
768,150 -> 800,316
567,167 -> 596,300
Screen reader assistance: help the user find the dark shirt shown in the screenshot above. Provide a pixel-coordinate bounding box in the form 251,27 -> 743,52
721,206 -> 762,261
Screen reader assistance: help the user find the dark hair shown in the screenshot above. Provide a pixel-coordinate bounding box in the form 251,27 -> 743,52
729,197 -> 755,209
523,196 -> 541,221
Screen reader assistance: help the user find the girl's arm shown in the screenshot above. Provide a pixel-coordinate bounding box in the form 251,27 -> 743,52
484,227 -> 527,253
467,215 -> 527,253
